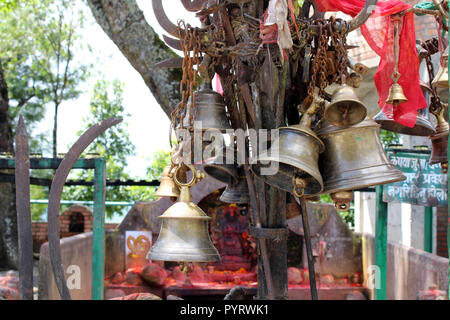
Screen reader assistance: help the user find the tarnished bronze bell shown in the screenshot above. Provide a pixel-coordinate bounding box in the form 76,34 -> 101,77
154,166 -> 180,199
373,107 -> 436,136
386,82 -> 408,105
183,83 -> 232,131
203,148 -> 239,185
432,47 -> 449,89
219,167 -> 249,204
324,84 -> 367,127
147,165 -> 221,262
251,103 -> 324,196
429,106 -> 449,173
316,118 -> 406,195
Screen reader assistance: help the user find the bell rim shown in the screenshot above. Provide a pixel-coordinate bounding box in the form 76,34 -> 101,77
321,168 -> 406,195
324,99 -> 367,127
203,163 -> 239,185
276,125 -> 326,153
147,252 -> 221,262
316,119 -> 380,136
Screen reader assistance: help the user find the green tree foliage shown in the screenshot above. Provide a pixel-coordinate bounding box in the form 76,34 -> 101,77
0,0 -> 90,155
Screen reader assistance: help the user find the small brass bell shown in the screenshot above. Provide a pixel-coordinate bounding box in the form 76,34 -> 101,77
147,165 -> 221,262
324,84 -> 367,127
385,82 -> 408,105
251,102 -> 325,196
432,47 -> 449,89
373,107 -> 436,136
219,167 -> 250,204
316,118 -> 406,195
182,82 -> 232,131
330,191 -> 354,212
154,166 -> 180,199
203,148 -> 239,185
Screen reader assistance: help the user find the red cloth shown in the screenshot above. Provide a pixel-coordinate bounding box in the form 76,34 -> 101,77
316,0 -> 427,127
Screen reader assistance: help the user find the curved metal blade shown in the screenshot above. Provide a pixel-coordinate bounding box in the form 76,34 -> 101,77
47,117 -> 122,300
163,35 -> 183,51
15,115 -> 33,300
349,0 -> 378,32
181,0 -> 206,12
155,57 -> 184,69
152,0 -> 182,38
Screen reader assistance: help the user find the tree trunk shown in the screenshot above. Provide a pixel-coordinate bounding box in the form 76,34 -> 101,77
52,103 -> 58,158
0,60 -> 18,269
86,0 -> 182,118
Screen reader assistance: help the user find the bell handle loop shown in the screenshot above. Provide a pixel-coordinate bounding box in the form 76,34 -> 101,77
293,186 -> 305,198
173,164 -> 198,188
292,175 -> 306,198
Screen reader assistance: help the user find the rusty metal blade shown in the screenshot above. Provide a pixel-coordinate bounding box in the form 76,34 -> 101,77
180,0 -> 206,12
349,0 -> 377,32
15,115 -> 33,300
155,57 -> 184,69
152,0 -> 181,38
47,118 -> 122,300
163,35 -> 183,51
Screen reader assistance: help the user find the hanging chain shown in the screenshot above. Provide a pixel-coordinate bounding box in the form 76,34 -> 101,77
329,17 -> 350,85
171,21 -> 202,133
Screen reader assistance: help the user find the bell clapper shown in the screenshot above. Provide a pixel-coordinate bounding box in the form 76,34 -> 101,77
441,162 -> 448,174
331,191 -> 354,212
293,174 -> 307,198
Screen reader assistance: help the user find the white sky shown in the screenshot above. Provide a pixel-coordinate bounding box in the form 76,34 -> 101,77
36,1 -> 200,178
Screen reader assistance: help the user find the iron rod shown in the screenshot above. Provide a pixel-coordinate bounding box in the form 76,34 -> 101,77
299,197 -> 318,300
424,207 -> 433,253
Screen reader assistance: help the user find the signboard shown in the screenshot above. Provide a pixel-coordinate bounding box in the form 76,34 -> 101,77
383,150 -> 447,207
125,231 -> 152,269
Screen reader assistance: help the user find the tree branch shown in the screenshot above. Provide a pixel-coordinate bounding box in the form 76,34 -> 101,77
85,0 -> 182,118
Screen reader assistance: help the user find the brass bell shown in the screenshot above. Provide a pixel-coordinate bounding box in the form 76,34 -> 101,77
147,165 -> 221,262
203,148 -> 239,185
330,191 -> 354,212
373,107 -> 436,136
429,104 -> 449,173
324,84 -> 367,127
385,82 -> 408,105
183,82 -> 232,131
432,47 -> 449,89
219,168 -> 250,204
154,166 -> 180,199
251,102 -> 325,196
316,118 -> 406,195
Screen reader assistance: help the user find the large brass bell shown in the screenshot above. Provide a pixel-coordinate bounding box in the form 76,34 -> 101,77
385,82 -> 408,105
324,84 -> 367,127
219,167 -> 250,204
182,82 -> 232,131
373,107 -> 436,136
429,103 -> 449,173
154,166 -> 180,199
147,165 -> 221,262
316,118 -> 406,204
432,47 -> 449,89
251,102 -> 324,196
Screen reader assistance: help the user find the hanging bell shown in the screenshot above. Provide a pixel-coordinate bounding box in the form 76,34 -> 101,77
429,105 -> 449,173
330,191 -> 354,212
385,82 -> 408,105
432,47 -> 449,89
147,165 -> 221,262
154,166 -> 180,199
182,82 -> 233,131
219,167 -> 250,204
324,84 -> 367,127
316,118 -> 406,195
373,107 -> 436,136
203,147 -> 239,185
251,102 -> 325,196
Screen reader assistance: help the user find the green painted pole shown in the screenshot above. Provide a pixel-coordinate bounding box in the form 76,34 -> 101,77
92,158 -> 106,300
424,207 -> 433,253
375,185 -> 388,300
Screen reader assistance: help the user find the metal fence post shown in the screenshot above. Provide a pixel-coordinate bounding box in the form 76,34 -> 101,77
424,207 -> 433,253
92,157 -> 106,300
375,185 -> 388,300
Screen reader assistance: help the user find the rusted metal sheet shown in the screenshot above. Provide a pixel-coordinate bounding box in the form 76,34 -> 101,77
47,118 -> 122,300
15,115 -> 33,300
163,35 -> 183,51
180,0 -> 206,12
152,0 -> 181,38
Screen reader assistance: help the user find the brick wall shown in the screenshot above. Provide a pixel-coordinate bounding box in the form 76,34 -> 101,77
32,205 -> 118,253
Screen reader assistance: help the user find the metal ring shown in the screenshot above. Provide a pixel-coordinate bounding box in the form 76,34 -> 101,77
293,186 -> 305,198
173,164 -> 197,187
